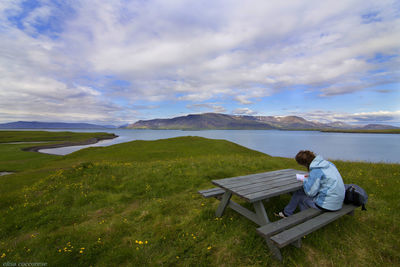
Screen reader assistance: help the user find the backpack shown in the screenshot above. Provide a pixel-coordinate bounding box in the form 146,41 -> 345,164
344,184 -> 368,210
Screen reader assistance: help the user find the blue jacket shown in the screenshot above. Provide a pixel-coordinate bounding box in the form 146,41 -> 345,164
303,155 -> 345,211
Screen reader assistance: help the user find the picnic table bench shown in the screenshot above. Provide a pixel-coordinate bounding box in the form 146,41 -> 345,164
198,168 -> 358,261
256,204 -> 356,260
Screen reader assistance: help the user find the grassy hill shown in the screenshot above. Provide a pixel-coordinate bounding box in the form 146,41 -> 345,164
0,131 -> 399,266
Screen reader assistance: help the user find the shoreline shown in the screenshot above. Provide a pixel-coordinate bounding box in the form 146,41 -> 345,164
22,134 -> 118,153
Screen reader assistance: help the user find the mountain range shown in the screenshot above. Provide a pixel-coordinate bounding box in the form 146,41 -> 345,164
0,114 -> 397,130
126,113 -> 398,130
0,121 -> 116,129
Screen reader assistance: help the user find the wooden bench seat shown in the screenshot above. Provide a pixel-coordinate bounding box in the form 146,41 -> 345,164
198,187 -> 225,198
257,204 -> 356,261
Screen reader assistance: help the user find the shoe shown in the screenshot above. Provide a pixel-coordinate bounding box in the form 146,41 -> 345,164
275,211 -> 287,218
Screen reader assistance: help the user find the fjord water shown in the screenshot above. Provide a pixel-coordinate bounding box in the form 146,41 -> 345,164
34,129 -> 400,163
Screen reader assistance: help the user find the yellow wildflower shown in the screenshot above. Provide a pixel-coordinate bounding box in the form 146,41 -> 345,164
1,253 -> 6,258
207,246 -> 212,250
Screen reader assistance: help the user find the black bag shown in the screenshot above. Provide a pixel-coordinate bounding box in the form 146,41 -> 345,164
344,184 -> 368,210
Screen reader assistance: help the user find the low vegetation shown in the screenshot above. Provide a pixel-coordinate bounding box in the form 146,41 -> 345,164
0,131 -> 399,266
320,128 -> 400,134
0,130 -> 116,143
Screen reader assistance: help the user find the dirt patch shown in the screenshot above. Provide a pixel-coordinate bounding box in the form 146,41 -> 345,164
0,171 -> 14,176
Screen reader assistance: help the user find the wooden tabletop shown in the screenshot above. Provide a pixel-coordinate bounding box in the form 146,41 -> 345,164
212,169 -> 306,203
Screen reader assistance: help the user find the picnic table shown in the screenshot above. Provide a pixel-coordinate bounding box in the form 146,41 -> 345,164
207,168 -> 306,226
199,168 -> 357,261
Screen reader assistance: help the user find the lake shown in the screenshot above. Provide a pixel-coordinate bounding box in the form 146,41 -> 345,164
28,129 -> 400,163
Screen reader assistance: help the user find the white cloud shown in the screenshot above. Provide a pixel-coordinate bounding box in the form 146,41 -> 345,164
297,110 -> 400,125
232,108 -> 258,116
0,0 -> 399,123
187,103 -> 226,113
235,95 -> 253,105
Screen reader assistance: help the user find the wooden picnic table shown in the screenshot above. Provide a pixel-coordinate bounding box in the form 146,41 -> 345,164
211,169 -> 306,226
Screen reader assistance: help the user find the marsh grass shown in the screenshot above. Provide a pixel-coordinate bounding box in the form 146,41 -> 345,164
0,132 -> 399,266
320,129 -> 400,134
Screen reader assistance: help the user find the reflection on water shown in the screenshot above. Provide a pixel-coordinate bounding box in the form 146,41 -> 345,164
27,129 -> 400,163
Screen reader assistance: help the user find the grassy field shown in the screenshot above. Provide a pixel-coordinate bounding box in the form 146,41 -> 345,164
320,128 -> 400,134
0,131 -> 399,266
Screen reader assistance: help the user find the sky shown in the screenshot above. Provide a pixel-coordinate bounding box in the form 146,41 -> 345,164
0,0 -> 399,126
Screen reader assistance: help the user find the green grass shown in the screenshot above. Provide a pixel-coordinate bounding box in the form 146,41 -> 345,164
320,129 -> 400,134
0,131 -> 399,266
0,130 -> 116,143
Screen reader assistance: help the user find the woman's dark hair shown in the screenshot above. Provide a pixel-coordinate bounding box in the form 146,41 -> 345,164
295,150 -> 316,170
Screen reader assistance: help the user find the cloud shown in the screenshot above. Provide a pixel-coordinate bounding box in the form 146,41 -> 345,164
235,95 -> 253,105
0,0 -> 399,123
232,108 -> 258,116
296,110 -> 400,125
187,103 -> 226,113
70,0 -> 398,100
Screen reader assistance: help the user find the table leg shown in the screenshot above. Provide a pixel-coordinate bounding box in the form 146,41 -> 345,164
216,191 -> 232,217
253,201 -> 270,225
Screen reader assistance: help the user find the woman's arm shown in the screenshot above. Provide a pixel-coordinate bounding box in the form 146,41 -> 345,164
303,169 -> 323,197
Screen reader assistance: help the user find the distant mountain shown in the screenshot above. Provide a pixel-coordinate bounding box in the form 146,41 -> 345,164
361,124 -> 399,130
126,113 -> 399,130
118,124 -> 130,129
0,121 -> 116,129
127,113 -> 331,130
128,113 -> 275,130
324,121 -> 357,129
249,115 -> 325,129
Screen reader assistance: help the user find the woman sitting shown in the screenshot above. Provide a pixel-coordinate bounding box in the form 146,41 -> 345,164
277,150 -> 345,218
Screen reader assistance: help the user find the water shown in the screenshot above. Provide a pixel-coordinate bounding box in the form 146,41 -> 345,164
28,129 -> 400,163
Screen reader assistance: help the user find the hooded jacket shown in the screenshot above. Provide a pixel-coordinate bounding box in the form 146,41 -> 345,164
303,155 -> 345,211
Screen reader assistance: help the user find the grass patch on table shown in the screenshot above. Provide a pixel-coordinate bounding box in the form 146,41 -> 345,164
0,131 -> 399,266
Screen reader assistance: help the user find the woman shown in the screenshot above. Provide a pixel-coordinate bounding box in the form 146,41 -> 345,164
277,150 -> 345,218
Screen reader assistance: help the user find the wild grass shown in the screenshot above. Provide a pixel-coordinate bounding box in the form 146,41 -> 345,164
320,129 -> 400,134
0,131 -> 399,266
0,130 -> 115,143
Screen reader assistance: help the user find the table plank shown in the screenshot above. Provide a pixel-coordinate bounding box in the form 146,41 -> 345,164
213,169 -> 298,186
215,171 -> 302,190
235,178 -> 302,196
245,182 -> 303,202
270,204 -> 356,248
226,173 -> 298,192
212,169 -> 305,202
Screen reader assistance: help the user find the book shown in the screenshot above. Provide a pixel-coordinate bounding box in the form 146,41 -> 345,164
296,174 -> 308,181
